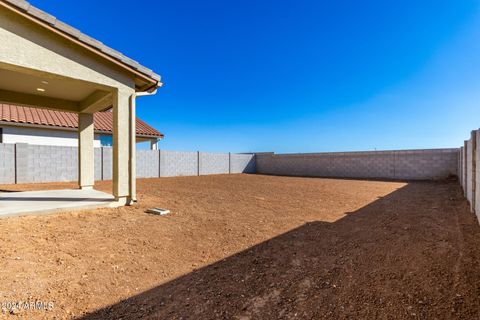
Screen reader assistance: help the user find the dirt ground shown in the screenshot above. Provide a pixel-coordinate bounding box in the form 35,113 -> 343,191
0,174 -> 479,319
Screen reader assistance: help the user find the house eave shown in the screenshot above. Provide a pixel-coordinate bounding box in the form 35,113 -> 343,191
0,0 -> 162,91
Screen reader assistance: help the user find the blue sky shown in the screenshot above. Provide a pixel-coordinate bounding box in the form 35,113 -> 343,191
30,0 -> 480,152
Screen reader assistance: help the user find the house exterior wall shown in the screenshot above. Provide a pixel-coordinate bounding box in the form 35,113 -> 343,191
0,4 -> 143,203
0,125 -> 158,148
1,125 -> 102,147
0,6 -> 135,93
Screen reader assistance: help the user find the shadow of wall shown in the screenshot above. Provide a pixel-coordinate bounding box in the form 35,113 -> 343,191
80,181 -> 480,320
243,156 -> 256,173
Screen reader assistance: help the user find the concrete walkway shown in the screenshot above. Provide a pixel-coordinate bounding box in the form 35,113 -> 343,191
0,189 -> 117,218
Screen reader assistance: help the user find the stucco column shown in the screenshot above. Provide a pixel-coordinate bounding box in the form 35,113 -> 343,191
129,94 -> 137,202
113,89 -> 134,204
78,113 -> 94,190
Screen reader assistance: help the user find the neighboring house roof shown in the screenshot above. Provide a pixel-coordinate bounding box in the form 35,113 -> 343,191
0,104 -> 163,138
0,0 -> 160,85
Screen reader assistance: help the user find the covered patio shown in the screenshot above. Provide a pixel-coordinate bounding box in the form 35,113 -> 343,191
0,188 -> 114,217
0,0 -> 161,214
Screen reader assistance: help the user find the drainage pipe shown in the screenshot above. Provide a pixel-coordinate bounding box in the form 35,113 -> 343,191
128,84 -> 163,203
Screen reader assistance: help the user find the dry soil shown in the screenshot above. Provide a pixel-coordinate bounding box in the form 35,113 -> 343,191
0,174 -> 479,319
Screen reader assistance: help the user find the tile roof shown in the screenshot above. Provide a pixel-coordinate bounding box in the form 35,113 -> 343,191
0,104 -> 163,138
1,0 -> 160,82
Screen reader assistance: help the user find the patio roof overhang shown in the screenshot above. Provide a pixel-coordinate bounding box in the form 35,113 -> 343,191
0,0 -> 162,114
0,0 -> 160,207
0,0 -> 162,93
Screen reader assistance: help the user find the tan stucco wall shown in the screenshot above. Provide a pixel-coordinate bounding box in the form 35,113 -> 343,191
112,89 -> 132,200
78,113 -> 94,189
0,6 -> 135,94
0,5 -> 139,204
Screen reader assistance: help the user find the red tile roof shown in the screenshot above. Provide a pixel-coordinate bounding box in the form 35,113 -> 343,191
0,104 -> 163,138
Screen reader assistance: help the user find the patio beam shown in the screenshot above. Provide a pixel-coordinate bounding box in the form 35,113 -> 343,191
79,90 -> 112,113
0,88 -> 78,112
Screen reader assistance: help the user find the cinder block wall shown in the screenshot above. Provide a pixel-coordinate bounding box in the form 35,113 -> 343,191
466,140 -> 473,205
256,148 -> 459,180
461,130 -> 480,224
231,154 -> 256,174
94,148 -> 102,181
102,148 -> 113,181
19,144 -> 78,183
0,142 -> 466,187
0,144 -> 15,184
160,150 -> 198,177
200,152 -> 229,175
137,150 -> 160,178
0,144 -> 256,184
462,145 -> 467,196
475,131 -> 480,221
460,148 -> 463,190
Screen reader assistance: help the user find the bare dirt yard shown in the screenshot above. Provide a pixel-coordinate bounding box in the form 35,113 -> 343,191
0,174 -> 479,319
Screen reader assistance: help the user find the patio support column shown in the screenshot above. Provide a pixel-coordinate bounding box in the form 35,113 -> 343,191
129,94 -> 137,202
113,89 -> 134,204
78,113 -> 94,190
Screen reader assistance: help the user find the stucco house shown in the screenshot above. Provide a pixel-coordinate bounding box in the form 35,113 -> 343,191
0,0 -> 162,207
0,104 -> 163,149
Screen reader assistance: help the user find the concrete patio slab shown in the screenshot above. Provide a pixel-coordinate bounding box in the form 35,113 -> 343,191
0,189 -> 118,218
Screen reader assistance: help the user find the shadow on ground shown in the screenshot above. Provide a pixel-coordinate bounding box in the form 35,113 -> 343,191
80,181 -> 480,320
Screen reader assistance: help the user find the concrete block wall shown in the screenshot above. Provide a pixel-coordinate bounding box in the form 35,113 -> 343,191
199,152 -> 230,175
160,150 -> 199,177
14,143 -> 29,184
256,148 -> 458,180
458,147 -> 463,188
460,129 -> 480,223
475,131 -> 480,220
137,149 -> 159,178
230,153 -> 256,174
462,145 -> 467,196
0,144 -> 15,184
0,143 -> 256,184
102,147 -> 113,181
466,140 -> 473,204
26,144 -> 78,183
94,148 -> 102,181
